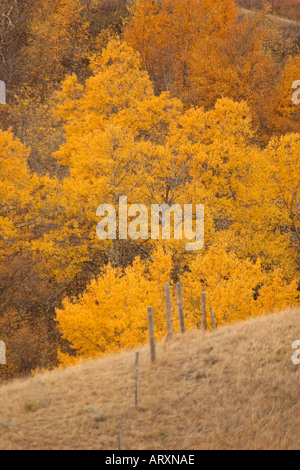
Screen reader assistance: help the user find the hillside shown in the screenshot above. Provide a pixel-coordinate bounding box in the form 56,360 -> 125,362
0,309 -> 299,450
239,6 -> 300,40
238,3 -> 300,42
238,0 -> 300,21
240,7 -> 299,27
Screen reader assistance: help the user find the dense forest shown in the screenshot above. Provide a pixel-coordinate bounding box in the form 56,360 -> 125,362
0,0 -> 299,379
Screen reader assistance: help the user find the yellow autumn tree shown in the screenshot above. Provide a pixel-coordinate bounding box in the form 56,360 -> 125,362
125,0 -> 238,101
272,53 -> 300,134
181,243 -> 299,330
0,129 -> 52,260
20,0 -> 90,98
57,241 -> 299,365
9,91 -> 64,176
174,98 -> 292,275
125,1 -> 282,139
32,41 -> 299,283
56,247 -> 173,364
31,39 -> 182,280
265,133 -> 300,273
189,11 -> 278,138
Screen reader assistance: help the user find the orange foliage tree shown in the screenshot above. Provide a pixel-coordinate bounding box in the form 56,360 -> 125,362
125,0 -> 281,139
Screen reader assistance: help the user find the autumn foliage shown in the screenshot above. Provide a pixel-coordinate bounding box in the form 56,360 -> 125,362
0,0 -> 299,376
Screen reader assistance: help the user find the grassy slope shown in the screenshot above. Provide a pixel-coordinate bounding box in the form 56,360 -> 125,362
238,1 -> 300,22
0,309 -> 299,450
240,7 -> 300,26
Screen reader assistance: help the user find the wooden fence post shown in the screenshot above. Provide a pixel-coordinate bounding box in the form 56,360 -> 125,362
148,306 -> 156,363
118,427 -> 122,451
210,307 -> 217,331
201,292 -> 207,331
176,282 -> 186,334
135,352 -> 140,408
164,282 -> 173,340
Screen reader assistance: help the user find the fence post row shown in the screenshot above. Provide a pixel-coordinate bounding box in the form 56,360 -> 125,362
147,288 -> 217,365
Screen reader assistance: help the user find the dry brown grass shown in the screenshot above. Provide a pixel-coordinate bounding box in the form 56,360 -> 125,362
240,6 -> 300,26
0,309 -> 299,450
238,1 -> 300,21
239,5 -> 300,42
